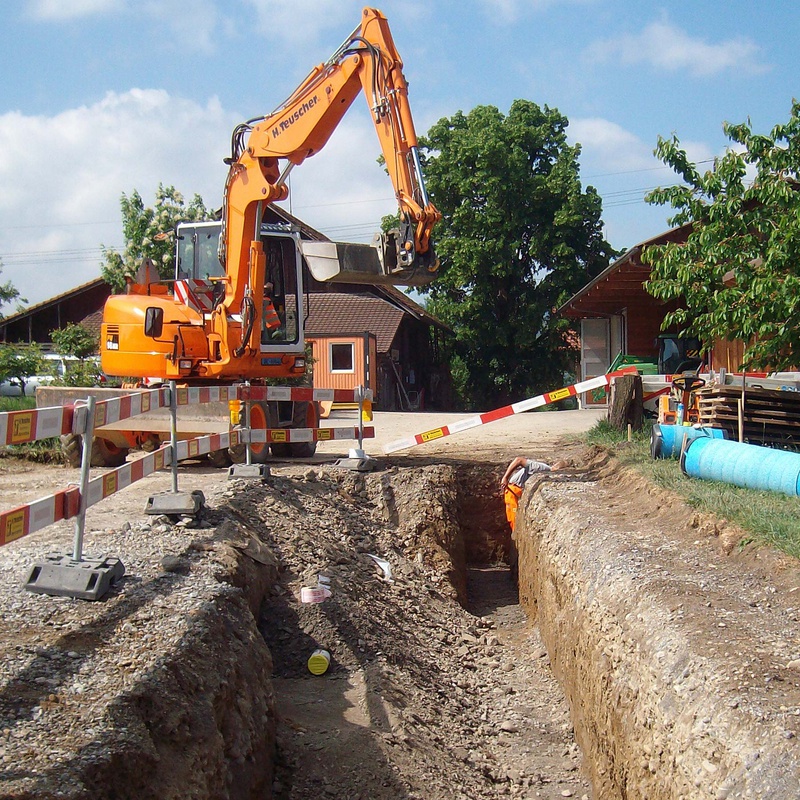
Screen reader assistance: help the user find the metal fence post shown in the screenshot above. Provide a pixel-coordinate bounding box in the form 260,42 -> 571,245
244,383 -> 253,466
168,380 -> 180,493
356,384 -> 365,452
71,396 -> 95,562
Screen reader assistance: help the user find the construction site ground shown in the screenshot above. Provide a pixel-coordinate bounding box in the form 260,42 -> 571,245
0,408 -> 798,799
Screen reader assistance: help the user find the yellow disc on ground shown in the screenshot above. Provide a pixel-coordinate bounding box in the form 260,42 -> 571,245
307,649 -> 330,675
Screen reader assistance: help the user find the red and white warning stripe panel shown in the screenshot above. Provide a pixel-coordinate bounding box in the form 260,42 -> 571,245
84,430 -> 246,508
240,386 -> 369,403
85,448 -> 170,509
383,369 -> 638,454
0,486 -> 80,548
174,279 -> 216,313
174,430 -> 243,461
0,405 -> 73,446
91,388 -> 170,430
248,426 -> 375,444
174,386 -> 239,406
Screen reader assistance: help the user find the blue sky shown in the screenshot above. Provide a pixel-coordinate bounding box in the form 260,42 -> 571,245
1,0 -> 798,306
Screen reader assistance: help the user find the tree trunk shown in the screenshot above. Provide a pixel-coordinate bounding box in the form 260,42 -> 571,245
608,374 -> 643,431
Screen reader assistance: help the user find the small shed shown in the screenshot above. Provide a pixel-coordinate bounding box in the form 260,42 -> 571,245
305,289 -> 451,411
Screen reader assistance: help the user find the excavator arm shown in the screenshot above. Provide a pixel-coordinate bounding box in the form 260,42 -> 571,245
220,7 -> 441,312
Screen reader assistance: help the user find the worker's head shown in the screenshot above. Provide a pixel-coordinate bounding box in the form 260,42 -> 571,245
264,281 -> 274,295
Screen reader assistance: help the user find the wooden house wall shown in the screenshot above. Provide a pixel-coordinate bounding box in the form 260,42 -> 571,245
308,333 -> 375,393
0,283 -> 111,345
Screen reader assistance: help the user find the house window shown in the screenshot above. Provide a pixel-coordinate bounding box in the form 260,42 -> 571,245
330,342 -> 354,373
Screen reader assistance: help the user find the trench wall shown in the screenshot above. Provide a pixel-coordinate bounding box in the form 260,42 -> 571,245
515,477 -> 800,800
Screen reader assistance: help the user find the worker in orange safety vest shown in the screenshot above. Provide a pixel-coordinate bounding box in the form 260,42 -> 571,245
500,456 -> 568,531
263,281 -> 281,332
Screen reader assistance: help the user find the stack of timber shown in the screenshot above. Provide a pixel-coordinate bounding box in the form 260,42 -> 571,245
696,385 -> 800,449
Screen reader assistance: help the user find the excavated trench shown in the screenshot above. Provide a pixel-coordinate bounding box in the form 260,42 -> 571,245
5,451 -> 798,798
233,456 -> 800,800
248,461 -> 594,800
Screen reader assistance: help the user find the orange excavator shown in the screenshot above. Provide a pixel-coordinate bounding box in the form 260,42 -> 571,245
99,7 -> 440,461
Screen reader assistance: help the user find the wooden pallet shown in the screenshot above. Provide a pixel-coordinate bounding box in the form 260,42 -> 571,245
695,385 -> 800,448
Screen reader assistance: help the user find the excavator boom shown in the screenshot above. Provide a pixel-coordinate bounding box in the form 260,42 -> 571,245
101,7 -> 439,387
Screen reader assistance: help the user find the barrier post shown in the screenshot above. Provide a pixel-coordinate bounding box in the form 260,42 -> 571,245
169,380 -> 180,493
71,396 -> 95,562
227,382 -> 269,480
143,381 -> 206,517
332,385 -> 376,472
24,395 -> 126,601
357,384 -> 365,452
244,384 -> 253,467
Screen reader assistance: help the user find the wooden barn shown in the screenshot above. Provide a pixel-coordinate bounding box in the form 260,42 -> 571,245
559,221 -> 799,403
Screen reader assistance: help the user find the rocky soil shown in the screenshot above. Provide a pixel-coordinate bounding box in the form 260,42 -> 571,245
0,433 -> 592,800
0,408 -> 798,799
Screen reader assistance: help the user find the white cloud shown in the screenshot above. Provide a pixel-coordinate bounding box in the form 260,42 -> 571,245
479,0 -> 597,23
587,18 -> 769,77
568,117 -> 656,173
0,90 -> 399,305
244,0 -> 364,45
26,0 -> 124,21
0,90 -> 237,304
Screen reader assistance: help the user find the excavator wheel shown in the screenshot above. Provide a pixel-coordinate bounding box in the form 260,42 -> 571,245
60,433 -> 83,468
229,401 -> 272,464
289,400 -> 318,458
90,437 -> 129,468
207,448 -> 233,469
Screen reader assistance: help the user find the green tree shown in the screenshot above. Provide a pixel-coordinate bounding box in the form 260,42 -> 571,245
644,101 -> 800,371
0,345 -> 44,395
102,184 -> 211,292
0,260 -> 25,317
418,101 -> 616,409
51,323 -> 98,360
50,323 -> 102,386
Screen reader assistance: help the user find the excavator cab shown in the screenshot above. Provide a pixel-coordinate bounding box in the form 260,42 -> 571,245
173,220 -> 304,352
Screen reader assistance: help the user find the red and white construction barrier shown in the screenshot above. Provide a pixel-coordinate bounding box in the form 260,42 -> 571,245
383,368 -> 638,454
0,486 -> 80,547
240,386 -> 368,403
0,381 -> 376,551
0,405 -> 73,447
248,425 -> 375,446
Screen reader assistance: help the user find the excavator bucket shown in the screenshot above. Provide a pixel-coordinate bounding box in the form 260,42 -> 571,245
300,238 -> 437,287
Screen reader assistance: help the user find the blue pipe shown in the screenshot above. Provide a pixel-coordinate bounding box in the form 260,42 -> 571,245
681,437 -> 800,497
650,424 -> 727,459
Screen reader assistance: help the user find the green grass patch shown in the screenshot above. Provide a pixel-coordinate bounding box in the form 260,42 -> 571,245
585,420 -> 800,560
0,396 -> 36,412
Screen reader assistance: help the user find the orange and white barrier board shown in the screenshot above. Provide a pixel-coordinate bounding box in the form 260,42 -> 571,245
0,383 -> 375,550
248,425 -> 375,445
85,430 -> 246,507
91,388 -> 170,429
383,369 -> 638,454
240,386 -> 369,403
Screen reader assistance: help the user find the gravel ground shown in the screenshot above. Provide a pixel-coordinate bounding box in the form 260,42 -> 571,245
0,408 -> 601,800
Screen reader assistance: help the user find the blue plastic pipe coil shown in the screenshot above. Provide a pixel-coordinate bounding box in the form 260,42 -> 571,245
650,424 -> 727,460
681,437 -> 800,497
